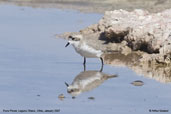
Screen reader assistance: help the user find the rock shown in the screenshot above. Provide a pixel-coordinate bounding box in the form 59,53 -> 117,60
58,94 -> 65,100
88,97 -> 95,100
101,9 -> 171,54
131,80 -> 144,86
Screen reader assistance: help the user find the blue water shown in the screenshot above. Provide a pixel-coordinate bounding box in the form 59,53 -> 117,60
0,4 -> 170,114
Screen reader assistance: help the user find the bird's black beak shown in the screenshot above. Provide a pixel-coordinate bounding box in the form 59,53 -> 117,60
65,42 -> 70,47
65,82 -> 69,87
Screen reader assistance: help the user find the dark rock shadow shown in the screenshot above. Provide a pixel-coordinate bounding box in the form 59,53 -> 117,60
98,30 -> 129,44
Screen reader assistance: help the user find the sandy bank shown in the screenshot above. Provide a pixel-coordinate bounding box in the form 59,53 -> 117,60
1,0 -> 171,13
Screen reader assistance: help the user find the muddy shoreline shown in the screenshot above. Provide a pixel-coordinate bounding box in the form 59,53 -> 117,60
103,53 -> 171,83
1,0 -> 171,13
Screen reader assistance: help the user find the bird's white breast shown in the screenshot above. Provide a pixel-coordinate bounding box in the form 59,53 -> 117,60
73,42 -> 103,58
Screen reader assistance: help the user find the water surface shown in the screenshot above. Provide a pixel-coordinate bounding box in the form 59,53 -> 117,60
0,4 -> 171,114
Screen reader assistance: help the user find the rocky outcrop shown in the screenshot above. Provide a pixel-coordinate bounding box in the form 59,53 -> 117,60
61,9 -> 171,65
100,9 -> 171,54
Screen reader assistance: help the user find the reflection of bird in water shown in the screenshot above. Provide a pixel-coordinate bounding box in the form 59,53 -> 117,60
65,70 -> 117,97
65,34 -> 104,71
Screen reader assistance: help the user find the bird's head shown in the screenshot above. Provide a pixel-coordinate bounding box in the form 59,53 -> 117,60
65,34 -> 83,47
65,82 -> 81,97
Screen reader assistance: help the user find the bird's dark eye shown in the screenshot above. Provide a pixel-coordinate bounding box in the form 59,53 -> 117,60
68,36 -> 76,40
68,89 -> 74,93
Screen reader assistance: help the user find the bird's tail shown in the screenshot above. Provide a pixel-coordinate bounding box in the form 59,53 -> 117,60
104,74 -> 118,79
108,74 -> 118,78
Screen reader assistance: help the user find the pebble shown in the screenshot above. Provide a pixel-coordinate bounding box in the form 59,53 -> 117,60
88,97 -> 95,100
131,80 -> 144,86
58,94 -> 65,100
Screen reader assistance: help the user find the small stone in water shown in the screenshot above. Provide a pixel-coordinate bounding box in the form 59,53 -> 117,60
58,94 -> 65,100
72,96 -> 76,99
131,80 -> 144,86
88,97 -> 95,100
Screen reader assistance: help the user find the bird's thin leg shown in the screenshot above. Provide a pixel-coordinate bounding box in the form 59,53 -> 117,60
83,63 -> 86,71
100,57 -> 104,65
83,57 -> 86,65
83,57 -> 86,71
100,57 -> 104,72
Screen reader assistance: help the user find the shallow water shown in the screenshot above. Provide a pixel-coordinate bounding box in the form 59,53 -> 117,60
0,4 -> 171,114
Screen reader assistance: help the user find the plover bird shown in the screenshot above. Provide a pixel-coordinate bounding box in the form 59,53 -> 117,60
65,70 -> 117,97
65,34 -> 104,69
